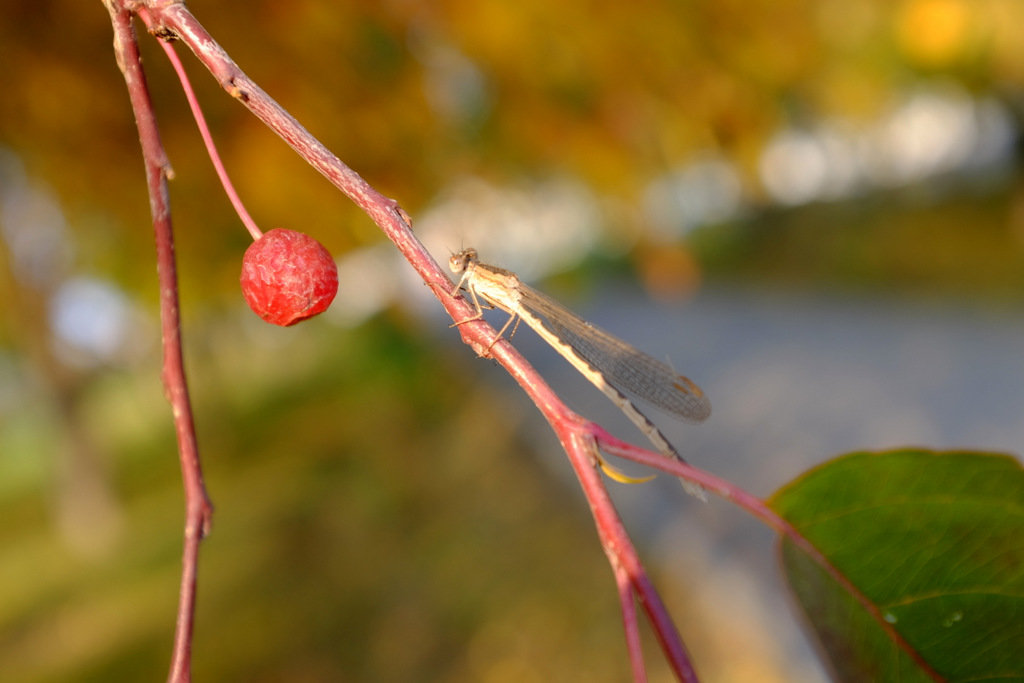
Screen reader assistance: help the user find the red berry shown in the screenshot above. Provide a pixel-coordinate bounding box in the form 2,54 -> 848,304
240,228 -> 338,326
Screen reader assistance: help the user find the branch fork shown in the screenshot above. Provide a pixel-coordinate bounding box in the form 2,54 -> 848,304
102,2 -> 801,681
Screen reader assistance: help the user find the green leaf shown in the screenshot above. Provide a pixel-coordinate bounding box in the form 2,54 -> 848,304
769,449 -> 1024,682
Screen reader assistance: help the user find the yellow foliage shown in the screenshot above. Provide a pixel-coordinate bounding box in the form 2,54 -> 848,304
897,0 -> 975,67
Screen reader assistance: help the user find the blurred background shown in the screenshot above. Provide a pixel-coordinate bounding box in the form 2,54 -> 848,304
1,0 -> 1023,680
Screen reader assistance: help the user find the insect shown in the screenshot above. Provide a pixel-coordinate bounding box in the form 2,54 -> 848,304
450,248 -> 709,497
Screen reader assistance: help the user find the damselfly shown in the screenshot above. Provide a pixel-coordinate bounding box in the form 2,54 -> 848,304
449,248 -> 709,497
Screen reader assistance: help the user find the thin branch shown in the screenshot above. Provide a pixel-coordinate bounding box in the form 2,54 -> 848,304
158,39 -> 262,240
105,4 -> 950,682
139,2 -> 443,297
563,430 -> 699,682
615,561 -> 648,683
102,4 -> 213,683
126,1 -> 700,679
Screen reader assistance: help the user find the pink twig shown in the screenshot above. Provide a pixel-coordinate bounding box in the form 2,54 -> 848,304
573,436 -> 699,682
158,39 -> 262,240
106,4 -> 948,682
478,334 -> 702,680
133,2 -> 703,678
119,1 -> 705,679
102,3 -> 213,683
139,3 -> 439,290
615,561 -> 648,683
126,1 -> 704,680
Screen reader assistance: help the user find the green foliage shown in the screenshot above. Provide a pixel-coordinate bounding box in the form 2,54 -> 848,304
771,449 -> 1024,682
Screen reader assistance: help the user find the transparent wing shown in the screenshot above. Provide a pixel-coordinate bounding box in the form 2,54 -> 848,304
518,286 -> 711,423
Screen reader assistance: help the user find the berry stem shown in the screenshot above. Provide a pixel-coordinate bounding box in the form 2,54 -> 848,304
159,38 -> 262,241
